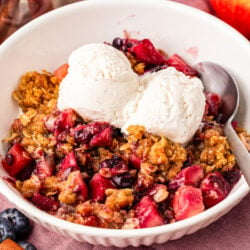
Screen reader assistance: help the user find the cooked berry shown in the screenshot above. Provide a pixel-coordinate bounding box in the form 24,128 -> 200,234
112,37 -> 124,50
100,156 -> 128,176
163,209 -> 175,224
89,173 -> 115,202
113,38 -> 138,52
128,39 -> 167,65
55,130 -> 68,142
200,172 -> 231,208
112,127 -> 123,138
50,109 -> 77,142
100,155 -> 124,168
125,41 -> 133,49
183,151 -> 195,166
44,115 -> 57,133
81,215 -> 99,227
135,196 -> 164,228
223,168 -> 241,186
168,165 -> 204,191
16,163 -> 35,181
73,122 -> 109,144
132,191 -> 146,206
0,217 -> 16,243
90,126 -> 113,147
17,240 -> 37,250
35,151 -> 55,180
128,154 -> 141,169
58,151 -> 79,179
74,126 -> 93,144
0,208 -> 30,239
54,109 -> 77,136
112,172 -> 134,188
166,54 -> 198,76
157,193 -> 174,216
32,193 -> 59,211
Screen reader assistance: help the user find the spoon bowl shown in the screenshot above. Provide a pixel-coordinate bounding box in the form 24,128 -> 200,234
195,61 -> 250,186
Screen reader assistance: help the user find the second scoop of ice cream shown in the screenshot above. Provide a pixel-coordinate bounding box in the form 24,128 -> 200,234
57,43 -> 205,144
122,67 -> 205,144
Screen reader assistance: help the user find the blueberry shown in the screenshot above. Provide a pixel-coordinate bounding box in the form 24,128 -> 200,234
74,128 -> 92,144
100,156 -> 128,176
112,127 -> 124,138
0,208 -> 30,239
18,240 -> 37,250
112,37 -> 124,50
0,217 -> 16,243
223,167 -> 241,186
112,172 -> 134,188
99,155 -> 125,169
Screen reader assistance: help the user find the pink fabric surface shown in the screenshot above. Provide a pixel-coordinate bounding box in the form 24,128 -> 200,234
0,0 -> 250,249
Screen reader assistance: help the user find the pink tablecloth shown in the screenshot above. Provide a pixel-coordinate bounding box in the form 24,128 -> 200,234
1,0 -> 250,249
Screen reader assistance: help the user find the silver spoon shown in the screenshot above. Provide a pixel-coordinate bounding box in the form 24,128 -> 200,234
195,61 -> 250,186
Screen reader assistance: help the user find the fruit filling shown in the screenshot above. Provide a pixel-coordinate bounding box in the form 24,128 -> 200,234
1,37 -> 249,229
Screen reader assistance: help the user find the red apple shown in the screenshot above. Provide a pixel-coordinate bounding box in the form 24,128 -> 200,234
210,0 -> 250,39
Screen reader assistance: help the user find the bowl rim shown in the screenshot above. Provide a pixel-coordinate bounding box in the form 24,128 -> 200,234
0,177 -> 249,237
0,0 -> 249,238
1,0 -> 250,50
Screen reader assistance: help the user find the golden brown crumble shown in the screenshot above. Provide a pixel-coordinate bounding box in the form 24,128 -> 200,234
58,171 -> 83,204
76,201 -> 125,228
200,129 -> 236,173
5,71 -> 60,155
16,175 -> 41,198
43,176 -> 61,196
121,125 -> 187,182
105,188 -> 134,210
12,71 -> 59,113
58,189 -> 76,205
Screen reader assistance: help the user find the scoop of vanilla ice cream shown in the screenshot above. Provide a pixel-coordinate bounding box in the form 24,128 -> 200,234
57,43 -> 139,127
122,67 -> 205,144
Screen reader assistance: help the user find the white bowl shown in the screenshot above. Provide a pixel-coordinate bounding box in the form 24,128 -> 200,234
0,0 -> 249,247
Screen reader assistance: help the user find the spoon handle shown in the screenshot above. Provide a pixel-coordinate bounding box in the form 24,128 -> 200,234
224,122 -> 250,187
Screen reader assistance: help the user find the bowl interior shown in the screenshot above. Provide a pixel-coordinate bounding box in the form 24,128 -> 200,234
0,0 -> 249,239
